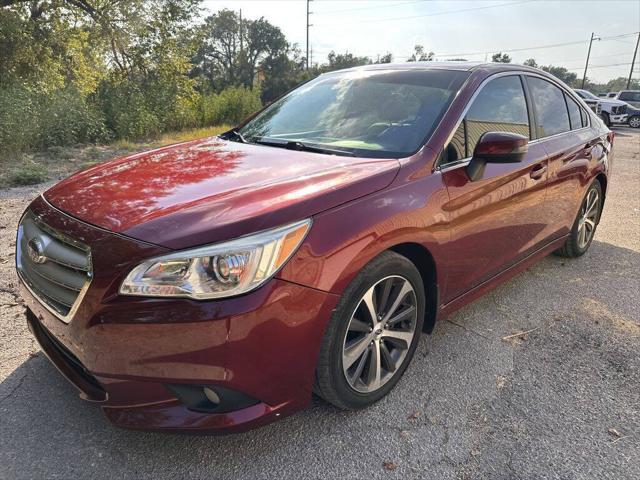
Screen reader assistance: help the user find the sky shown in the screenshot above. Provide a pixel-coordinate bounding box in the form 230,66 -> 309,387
201,0 -> 640,83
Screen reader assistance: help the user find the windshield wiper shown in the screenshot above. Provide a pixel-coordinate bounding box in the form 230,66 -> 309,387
254,138 -> 355,157
220,128 -> 247,143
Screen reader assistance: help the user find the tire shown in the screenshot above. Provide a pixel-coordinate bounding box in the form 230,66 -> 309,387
629,115 -> 640,128
555,180 -> 603,258
314,251 -> 425,410
600,112 -> 611,127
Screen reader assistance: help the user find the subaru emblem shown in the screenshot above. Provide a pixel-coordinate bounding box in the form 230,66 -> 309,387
27,238 -> 47,264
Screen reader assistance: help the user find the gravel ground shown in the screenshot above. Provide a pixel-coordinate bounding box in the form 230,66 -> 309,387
1,128 -> 638,479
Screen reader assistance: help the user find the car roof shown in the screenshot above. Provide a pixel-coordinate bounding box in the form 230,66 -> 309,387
330,61 -> 544,75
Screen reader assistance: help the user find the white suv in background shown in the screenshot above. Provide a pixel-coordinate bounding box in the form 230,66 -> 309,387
574,89 -> 628,127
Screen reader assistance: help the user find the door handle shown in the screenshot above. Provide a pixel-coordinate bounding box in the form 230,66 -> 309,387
530,164 -> 547,180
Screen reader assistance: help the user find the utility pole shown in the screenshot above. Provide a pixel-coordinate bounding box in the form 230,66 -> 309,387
582,32 -> 600,89
627,32 -> 640,89
306,0 -> 313,69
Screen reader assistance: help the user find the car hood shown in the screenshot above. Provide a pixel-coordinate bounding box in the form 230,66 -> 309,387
44,137 -> 400,249
599,98 -> 628,107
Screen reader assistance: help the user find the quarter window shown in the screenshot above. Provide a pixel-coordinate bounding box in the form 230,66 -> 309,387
580,107 -> 588,128
565,94 -> 583,130
446,75 -> 530,163
528,77 -> 570,138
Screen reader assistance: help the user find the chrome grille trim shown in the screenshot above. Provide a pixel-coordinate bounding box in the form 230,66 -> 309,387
16,211 -> 92,323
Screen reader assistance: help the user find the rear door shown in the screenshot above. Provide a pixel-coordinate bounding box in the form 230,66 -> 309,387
525,75 -> 595,238
439,74 -> 549,302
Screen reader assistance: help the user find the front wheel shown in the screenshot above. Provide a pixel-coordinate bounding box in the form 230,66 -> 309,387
628,115 -> 640,128
314,251 -> 425,410
555,180 -> 603,258
600,112 -> 611,127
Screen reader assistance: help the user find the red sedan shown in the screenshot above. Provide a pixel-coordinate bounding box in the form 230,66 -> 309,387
16,62 -> 612,433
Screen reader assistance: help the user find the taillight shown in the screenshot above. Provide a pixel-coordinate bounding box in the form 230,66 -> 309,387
607,131 -> 615,145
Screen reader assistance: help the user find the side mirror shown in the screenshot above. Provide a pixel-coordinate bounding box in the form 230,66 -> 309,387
466,132 -> 529,181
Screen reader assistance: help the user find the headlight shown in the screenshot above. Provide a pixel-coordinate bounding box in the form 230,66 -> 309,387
119,219 -> 311,299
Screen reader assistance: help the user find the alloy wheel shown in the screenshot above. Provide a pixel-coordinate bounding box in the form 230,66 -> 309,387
629,116 -> 640,128
577,188 -> 599,249
341,275 -> 418,393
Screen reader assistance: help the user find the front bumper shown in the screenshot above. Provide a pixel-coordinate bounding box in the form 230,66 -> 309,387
19,196 -> 339,433
609,113 -> 628,124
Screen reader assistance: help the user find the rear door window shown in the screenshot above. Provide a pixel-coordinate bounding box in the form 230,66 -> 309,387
446,75 -> 530,163
527,77 -> 570,138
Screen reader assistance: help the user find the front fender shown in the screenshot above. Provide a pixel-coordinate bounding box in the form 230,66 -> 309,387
277,172 -> 450,296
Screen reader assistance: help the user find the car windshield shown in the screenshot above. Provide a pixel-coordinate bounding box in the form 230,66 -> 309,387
576,89 -> 599,100
238,69 -> 469,158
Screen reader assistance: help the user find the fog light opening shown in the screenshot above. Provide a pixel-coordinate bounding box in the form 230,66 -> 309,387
203,387 -> 220,405
165,383 -> 260,414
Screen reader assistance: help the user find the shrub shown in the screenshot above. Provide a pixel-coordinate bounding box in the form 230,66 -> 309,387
98,82 -> 162,140
0,85 -> 109,153
0,81 -> 262,156
0,85 -> 39,153
200,86 -> 262,126
8,161 -> 48,186
37,88 -> 109,147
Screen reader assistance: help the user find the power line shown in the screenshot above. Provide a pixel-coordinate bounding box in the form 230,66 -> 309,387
435,32 -> 639,58
312,31 -> 640,67
566,62 -> 634,72
314,32 -> 638,60
313,0 -> 533,26
314,0 -> 423,15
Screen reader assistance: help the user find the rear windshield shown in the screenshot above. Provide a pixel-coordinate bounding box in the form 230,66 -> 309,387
239,69 -> 469,158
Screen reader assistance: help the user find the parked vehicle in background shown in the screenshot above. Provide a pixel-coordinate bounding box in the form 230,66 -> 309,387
16,62 -> 613,433
614,90 -> 640,108
572,89 -> 601,115
626,105 -> 640,128
574,89 -> 628,127
606,92 -> 617,98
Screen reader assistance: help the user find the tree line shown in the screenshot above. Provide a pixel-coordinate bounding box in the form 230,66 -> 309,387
1,1 -> 636,154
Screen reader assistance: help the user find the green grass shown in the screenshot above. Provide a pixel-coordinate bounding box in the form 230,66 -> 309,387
0,124 -> 233,188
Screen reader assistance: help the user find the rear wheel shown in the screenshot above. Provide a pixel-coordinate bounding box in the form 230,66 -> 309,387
555,181 -> 603,258
314,251 -> 425,409
629,115 -> 640,128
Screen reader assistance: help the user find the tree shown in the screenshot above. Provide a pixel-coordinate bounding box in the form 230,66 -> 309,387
407,45 -> 433,62
259,44 -> 307,103
540,65 -> 577,86
377,53 -> 393,64
192,9 -> 289,91
491,52 -> 511,63
605,76 -> 640,92
325,51 -> 371,71
523,58 -> 538,68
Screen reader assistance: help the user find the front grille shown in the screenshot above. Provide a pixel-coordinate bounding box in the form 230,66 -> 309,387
17,211 -> 92,323
611,105 -> 627,115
